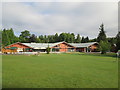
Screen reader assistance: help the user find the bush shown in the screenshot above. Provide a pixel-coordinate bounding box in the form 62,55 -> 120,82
99,40 -> 110,54
46,45 -> 51,54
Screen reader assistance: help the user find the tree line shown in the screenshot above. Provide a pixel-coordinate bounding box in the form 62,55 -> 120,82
1,23 -> 120,53
1,28 -> 90,45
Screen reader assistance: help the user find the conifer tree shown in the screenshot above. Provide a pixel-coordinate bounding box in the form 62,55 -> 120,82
75,34 -> 81,43
97,24 -> 106,42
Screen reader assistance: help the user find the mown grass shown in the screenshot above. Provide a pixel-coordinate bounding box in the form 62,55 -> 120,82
2,53 -> 118,88
0,55 -> 2,89
84,52 -> 117,57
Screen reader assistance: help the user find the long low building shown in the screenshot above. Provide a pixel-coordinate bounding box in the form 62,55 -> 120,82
5,41 -> 99,53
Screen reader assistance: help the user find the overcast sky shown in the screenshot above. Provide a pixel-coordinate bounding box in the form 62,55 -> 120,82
2,2 -> 118,39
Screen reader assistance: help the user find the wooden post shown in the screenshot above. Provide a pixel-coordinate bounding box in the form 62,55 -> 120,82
84,48 -> 86,52
51,48 -> 52,52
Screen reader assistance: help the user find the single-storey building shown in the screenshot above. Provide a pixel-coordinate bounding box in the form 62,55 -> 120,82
4,41 -> 98,53
69,42 -> 99,52
5,42 -> 33,52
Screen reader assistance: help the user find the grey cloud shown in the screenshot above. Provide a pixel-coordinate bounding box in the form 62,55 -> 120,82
2,2 -> 118,39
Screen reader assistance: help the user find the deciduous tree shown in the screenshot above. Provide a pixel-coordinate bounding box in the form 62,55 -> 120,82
19,30 -> 31,43
99,40 -> 110,54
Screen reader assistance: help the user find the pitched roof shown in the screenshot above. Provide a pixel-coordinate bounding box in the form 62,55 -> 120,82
69,42 -> 98,48
22,41 -> 75,49
22,43 -> 50,49
5,42 -> 33,48
6,41 -> 98,49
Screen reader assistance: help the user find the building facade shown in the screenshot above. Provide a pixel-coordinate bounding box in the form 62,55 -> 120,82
51,42 -> 76,52
5,42 -> 33,52
4,41 -> 98,53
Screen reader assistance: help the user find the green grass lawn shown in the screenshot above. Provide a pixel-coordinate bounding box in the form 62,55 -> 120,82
2,53 -> 118,88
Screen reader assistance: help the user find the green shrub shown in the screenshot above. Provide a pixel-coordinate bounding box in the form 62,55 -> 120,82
99,40 -> 110,54
46,45 -> 51,54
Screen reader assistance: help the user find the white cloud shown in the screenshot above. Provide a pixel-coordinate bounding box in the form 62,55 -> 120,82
2,2 -> 118,39
2,0 -> 119,2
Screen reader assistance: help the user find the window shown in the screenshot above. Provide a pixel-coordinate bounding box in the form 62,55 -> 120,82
52,48 -> 59,52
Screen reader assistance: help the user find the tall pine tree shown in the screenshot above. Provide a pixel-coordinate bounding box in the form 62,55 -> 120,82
81,37 -> 85,43
97,24 -> 110,54
54,33 -> 59,42
116,31 -> 120,51
97,24 -> 106,42
70,33 -> 75,43
75,34 -> 81,43
2,29 -> 10,46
